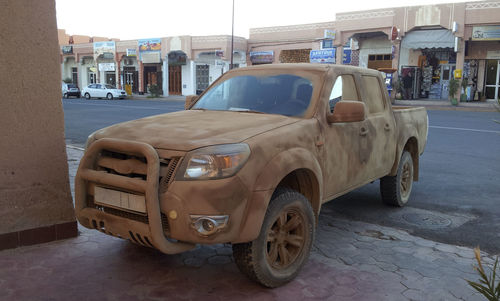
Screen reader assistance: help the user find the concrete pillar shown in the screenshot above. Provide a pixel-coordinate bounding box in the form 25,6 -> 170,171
0,0 -> 77,250
336,46 -> 343,65
455,38 -> 466,100
138,60 -> 144,94
115,56 -> 121,89
163,59 -> 169,96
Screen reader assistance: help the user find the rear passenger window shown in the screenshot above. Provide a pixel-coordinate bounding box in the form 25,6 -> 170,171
329,74 -> 358,113
361,75 -> 385,114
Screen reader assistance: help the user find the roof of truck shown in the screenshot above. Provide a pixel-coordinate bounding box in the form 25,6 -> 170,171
231,63 -> 382,76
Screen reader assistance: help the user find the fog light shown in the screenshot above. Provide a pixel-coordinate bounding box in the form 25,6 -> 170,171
190,215 -> 229,236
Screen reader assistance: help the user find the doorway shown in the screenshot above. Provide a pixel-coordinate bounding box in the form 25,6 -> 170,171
440,64 -> 456,100
485,60 -> 500,101
196,64 -> 209,95
105,72 -> 116,86
169,65 -> 182,95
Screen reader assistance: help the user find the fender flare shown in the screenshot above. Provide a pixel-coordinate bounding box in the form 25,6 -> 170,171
236,148 -> 323,243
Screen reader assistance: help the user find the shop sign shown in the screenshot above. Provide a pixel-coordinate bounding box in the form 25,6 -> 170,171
138,38 -> 161,52
142,52 -> 161,64
486,50 -> 500,60
215,60 -> 225,67
343,48 -> 352,64
89,67 -> 97,73
390,27 -> 399,41
249,51 -> 274,64
138,38 -> 161,62
310,49 -> 336,64
215,50 -> 224,57
98,63 -> 115,72
94,41 -> 115,58
62,45 -> 73,54
472,26 -> 500,41
126,48 -> 137,57
168,51 -> 187,66
324,29 -> 336,40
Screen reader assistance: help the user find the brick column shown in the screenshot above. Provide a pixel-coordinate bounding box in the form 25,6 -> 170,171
138,60 -> 144,94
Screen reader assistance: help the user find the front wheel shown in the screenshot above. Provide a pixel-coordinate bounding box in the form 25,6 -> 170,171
63,93 -> 68,99
85,93 -> 91,100
380,150 -> 414,207
106,93 -> 113,100
232,188 -> 315,288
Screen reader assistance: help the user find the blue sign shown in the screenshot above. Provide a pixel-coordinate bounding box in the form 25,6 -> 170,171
343,48 -> 352,64
310,49 -> 336,64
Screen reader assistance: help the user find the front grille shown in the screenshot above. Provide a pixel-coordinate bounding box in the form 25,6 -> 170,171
86,148 -> 178,235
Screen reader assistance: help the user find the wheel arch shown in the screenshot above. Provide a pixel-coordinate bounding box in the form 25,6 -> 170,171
390,136 -> 419,181
236,148 -> 323,243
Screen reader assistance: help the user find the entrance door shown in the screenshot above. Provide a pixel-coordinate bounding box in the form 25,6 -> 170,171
196,64 -> 209,94
485,60 -> 500,101
105,72 -> 116,86
440,64 -> 456,99
169,65 -> 182,95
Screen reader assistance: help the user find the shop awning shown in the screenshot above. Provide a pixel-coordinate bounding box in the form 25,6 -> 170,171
402,29 -> 455,49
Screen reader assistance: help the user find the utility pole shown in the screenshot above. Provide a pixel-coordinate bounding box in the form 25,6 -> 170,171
230,0 -> 234,70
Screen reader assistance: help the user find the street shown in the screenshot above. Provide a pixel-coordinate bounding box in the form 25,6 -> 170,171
62,98 -> 500,254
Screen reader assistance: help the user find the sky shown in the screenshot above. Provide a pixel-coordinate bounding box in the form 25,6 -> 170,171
56,0 -> 474,40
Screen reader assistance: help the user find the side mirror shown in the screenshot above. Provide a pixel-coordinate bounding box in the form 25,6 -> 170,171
185,95 -> 198,110
327,100 -> 366,123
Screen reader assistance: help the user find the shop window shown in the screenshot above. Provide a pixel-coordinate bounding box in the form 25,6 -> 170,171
329,74 -> 358,113
361,75 -> 385,114
383,54 -> 391,60
369,55 -> 376,61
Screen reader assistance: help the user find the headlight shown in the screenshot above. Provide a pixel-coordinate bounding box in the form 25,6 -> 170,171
176,144 -> 250,180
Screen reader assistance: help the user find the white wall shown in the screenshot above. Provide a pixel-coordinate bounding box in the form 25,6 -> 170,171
181,60 -> 196,95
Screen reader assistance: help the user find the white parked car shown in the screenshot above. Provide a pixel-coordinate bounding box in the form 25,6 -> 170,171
62,82 -> 80,98
81,84 -> 127,100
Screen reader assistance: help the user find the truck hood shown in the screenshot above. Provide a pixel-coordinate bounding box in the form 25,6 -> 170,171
93,110 -> 299,151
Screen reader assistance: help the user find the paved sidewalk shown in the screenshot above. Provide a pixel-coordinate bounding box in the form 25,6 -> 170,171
0,146 -> 496,300
394,99 -> 498,112
127,94 -> 186,102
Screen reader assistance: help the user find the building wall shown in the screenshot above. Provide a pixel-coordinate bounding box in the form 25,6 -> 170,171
358,36 -> 392,68
0,0 -> 76,249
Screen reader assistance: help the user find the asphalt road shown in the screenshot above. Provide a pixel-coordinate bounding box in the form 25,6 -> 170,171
63,98 -> 500,254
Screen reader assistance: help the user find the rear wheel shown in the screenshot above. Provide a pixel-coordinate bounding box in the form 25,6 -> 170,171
106,93 -> 113,100
232,188 -> 315,288
380,150 -> 414,207
85,93 -> 91,100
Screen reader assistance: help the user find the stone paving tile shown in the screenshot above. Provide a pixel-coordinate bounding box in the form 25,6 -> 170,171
0,146 -> 494,300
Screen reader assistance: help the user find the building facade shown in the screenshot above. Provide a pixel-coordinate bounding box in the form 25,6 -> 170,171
60,31 -> 247,96
60,1 -> 500,101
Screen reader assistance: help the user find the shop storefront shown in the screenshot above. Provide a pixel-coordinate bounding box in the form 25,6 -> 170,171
400,29 -> 456,99
465,25 -> 500,101
139,38 -> 162,94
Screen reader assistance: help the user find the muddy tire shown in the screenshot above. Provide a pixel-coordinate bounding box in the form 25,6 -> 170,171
232,188 -> 315,287
380,150 -> 414,207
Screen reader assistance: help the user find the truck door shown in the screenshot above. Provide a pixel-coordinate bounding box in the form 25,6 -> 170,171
321,72 -> 368,198
357,74 -> 396,178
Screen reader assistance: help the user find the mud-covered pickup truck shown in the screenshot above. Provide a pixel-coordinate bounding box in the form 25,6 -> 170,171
75,64 -> 428,287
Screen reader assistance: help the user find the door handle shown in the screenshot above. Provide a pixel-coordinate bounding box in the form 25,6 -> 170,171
359,127 -> 368,136
384,123 -> 391,131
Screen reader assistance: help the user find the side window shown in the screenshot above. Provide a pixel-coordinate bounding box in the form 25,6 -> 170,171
361,75 -> 385,114
328,74 -> 358,113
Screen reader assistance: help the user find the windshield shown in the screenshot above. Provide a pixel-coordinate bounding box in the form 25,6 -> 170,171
192,74 -> 313,117
105,84 -> 116,89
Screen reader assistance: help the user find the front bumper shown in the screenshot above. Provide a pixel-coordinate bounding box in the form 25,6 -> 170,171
75,138 -> 195,254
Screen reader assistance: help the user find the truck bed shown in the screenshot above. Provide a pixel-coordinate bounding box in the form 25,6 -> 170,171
392,106 -> 428,156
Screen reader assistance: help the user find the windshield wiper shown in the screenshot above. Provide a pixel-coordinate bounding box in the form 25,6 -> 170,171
228,108 -> 266,114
